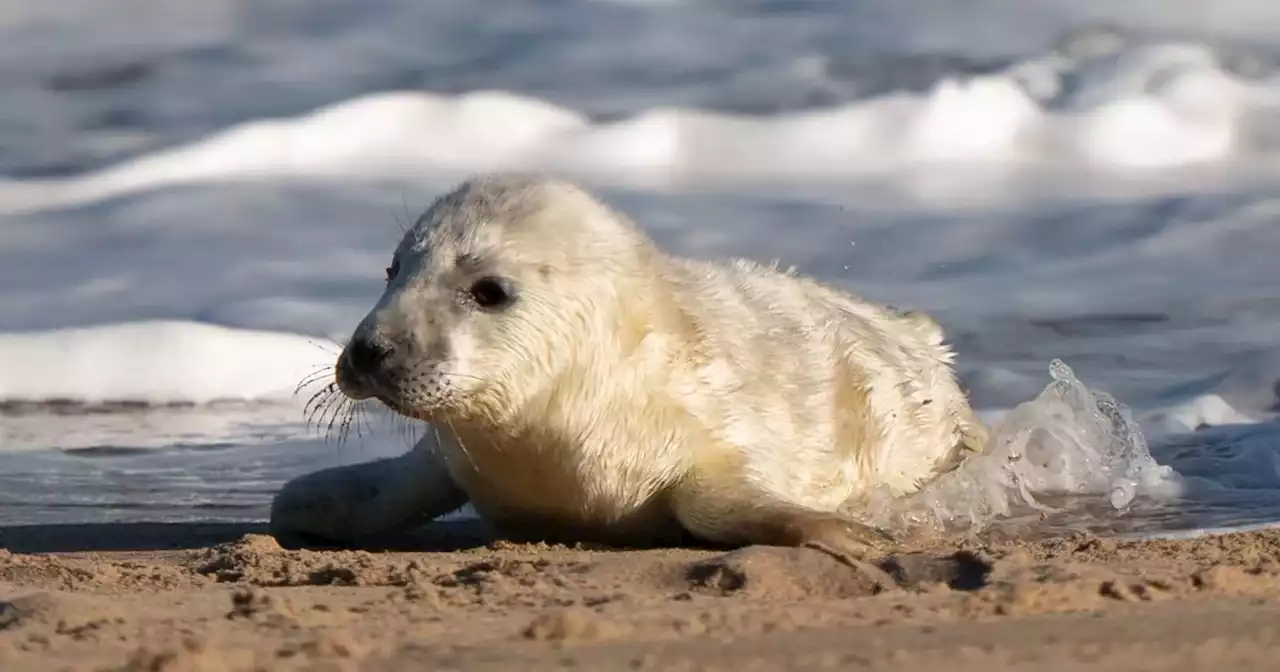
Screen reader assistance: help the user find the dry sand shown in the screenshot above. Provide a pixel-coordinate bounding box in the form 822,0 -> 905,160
2,520 -> 1280,671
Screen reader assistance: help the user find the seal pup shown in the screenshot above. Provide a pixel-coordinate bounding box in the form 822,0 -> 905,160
271,174 -> 988,566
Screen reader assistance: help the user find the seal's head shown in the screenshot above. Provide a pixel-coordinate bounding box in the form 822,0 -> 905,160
335,174 -> 656,424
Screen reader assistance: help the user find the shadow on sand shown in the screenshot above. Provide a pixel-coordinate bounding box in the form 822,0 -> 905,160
0,520 -> 493,554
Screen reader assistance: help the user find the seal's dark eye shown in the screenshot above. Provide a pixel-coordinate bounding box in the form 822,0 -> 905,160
469,276 -> 515,310
385,259 -> 400,283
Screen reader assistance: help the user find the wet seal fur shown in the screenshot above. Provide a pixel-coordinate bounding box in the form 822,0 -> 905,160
270,174 -> 988,569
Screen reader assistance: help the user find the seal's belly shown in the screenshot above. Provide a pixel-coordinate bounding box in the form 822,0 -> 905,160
479,504 -> 687,547
468,489 -> 685,547
442,438 -> 683,546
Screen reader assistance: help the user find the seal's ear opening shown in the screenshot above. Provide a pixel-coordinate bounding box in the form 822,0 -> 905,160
468,276 -> 517,311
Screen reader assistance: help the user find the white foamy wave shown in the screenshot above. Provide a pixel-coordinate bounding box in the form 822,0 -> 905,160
0,320 -> 337,405
865,359 -> 1183,534
1136,348 -> 1280,438
1141,395 -> 1259,438
1,40 -> 1277,216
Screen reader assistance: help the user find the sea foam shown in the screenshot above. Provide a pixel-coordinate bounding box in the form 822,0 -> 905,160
866,359 -> 1183,534
0,320 -> 336,406
0,39 -> 1274,218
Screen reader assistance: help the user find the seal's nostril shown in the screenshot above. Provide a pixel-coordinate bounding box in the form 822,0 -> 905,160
347,337 -> 393,374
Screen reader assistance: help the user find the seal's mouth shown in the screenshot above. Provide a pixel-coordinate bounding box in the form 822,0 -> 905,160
333,344 -> 455,423
339,370 -> 435,423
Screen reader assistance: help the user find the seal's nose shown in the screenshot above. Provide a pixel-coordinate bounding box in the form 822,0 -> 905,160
346,336 -> 393,375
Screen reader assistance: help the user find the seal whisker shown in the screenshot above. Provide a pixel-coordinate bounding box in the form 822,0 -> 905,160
295,371 -> 329,391
303,383 -> 338,422
378,404 -> 400,434
305,338 -> 342,355
399,414 -> 422,449
304,394 -> 328,433
322,396 -> 354,448
372,403 -> 413,450
353,401 -> 375,442
306,385 -> 350,441
396,188 -> 414,233
435,370 -> 485,383
330,397 -> 351,444
336,402 -> 358,448
300,361 -> 333,376
327,397 -> 352,440
397,412 -> 422,450
294,367 -> 335,397
331,409 -> 348,447
296,363 -> 329,380
296,371 -> 337,404
359,402 -> 380,447
443,415 -> 478,474
306,398 -> 337,438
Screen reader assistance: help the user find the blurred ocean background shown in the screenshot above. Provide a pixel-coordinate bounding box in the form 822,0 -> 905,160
1,0 -> 1279,540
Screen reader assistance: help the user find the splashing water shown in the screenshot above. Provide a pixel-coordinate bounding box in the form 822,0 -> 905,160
864,359 -> 1183,535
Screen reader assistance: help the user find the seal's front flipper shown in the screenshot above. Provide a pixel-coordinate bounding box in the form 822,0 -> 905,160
269,437 -> 467,546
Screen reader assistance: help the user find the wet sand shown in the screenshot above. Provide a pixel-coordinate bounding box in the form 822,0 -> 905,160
2,521 -> 1280,671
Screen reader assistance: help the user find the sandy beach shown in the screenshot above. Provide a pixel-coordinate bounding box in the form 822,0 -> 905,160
1,522 -> 1278,671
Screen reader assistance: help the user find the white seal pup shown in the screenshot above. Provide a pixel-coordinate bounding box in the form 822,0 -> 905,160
270,174 -> 988,564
